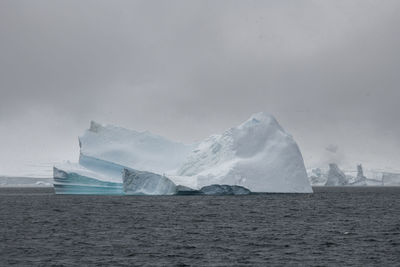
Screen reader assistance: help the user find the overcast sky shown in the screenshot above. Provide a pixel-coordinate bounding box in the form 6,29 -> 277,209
1,0 -> 399,176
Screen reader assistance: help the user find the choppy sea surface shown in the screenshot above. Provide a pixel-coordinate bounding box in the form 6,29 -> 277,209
1,187 -> 400,266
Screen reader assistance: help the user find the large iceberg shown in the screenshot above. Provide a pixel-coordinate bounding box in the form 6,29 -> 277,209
54,112 -> 313,194
177,112 -> 312,193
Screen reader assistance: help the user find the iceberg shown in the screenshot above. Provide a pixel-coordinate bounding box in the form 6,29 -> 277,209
53,112 -> 313,194
311,164 -> 384,186
382,172 -> 400,186
177,112 -> 312,193
325,163 -> 348,186
349,164 -> 367,186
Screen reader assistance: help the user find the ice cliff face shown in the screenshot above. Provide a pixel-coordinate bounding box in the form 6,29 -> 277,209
123,169 -> 177,195
178,112 -> 312,193
54,113 -> 313,194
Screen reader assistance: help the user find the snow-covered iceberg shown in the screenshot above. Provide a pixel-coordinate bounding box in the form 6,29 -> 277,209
177,112 -> 312,193
53,113 -> 313,194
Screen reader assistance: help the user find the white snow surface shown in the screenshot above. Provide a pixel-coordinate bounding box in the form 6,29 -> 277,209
177,112 -> 312,193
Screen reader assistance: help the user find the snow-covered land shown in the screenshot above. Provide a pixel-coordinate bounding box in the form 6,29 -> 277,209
54,113 -> 313,194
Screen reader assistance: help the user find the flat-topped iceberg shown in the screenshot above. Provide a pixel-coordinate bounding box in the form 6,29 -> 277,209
53,112 -> 313,194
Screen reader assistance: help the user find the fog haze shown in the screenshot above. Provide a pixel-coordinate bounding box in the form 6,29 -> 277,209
1,0 -> 399,176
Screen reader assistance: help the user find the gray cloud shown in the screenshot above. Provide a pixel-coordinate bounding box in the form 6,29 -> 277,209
1,0 -> 399,175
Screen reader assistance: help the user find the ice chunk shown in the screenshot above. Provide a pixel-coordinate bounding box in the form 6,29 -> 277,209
178,112 -> 312,193
122,169 -> 177,195
199,184 -> 251,195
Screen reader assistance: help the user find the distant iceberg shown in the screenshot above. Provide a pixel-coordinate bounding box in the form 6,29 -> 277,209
309,164 -> 384,186
54,113 -> 313,194
325,163 -> 348,186
382,172 -> 400,186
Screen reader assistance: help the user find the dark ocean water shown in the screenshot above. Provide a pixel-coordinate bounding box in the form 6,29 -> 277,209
1,187 -> 400,266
